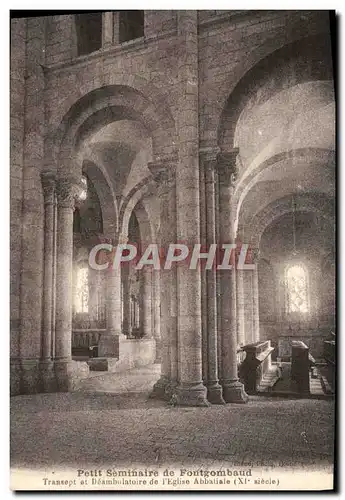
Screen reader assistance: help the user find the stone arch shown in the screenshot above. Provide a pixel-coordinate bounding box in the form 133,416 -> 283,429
119,175 -> 156,241
240,192 -> 335,249
81,158 -> 118,237
47,82 -> 177,176
234,147 -> 335,210
217,32 -> 333,150
133,201 -> 156,246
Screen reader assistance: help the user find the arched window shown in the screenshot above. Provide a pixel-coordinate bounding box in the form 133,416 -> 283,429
75,13 -> 102,56
119,11 -> 144,43
75,267 -> 89,313
285,264 -> 309,314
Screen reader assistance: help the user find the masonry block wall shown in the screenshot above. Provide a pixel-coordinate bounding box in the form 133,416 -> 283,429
10,10 -> 334,395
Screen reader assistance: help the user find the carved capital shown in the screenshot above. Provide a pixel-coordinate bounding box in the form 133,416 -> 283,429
217,148 -> 239,188
199,147 -> 220,184
41,171 -> 56,205
56,177 -> 81,209
148,160 -> 176,198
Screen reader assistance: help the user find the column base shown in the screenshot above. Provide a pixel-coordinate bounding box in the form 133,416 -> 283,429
174,382 -> 210,407
222,379 -> 249,404
10,359 -> 22,395
150,376 -> 175,401
40,360 -> 56,392
207,382 -> 226,405
10,359 -> 41,395
54,359 -> 89,392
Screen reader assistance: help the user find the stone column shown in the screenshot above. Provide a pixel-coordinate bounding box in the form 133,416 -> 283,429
152,269 -> 161,361
54,178 -> 78,390
89,268 -> 100,325
113,11 -> 120,44
102,12 -> 113,48
200,148 -> 224,404
98,236 -> 125,357
148,160 -> 176,399
122,264 -> 131,336
236,269 -> 246,347
174,11 -> 208,406
252,248 -> 260,342
217,151 -> 248,403
199,152 -> 208,390
40,172 -> 56,391
142,266 -> 152,337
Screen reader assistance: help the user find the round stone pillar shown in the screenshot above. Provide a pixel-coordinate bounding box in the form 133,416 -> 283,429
55,178 -> 77,361
200,148 -> 225,404
54,178 -> 81,391
122,264 -> 131,336
40,172 -> 56,391
142,266 -> 152,337
88,268 -> 100,325
252,248 -> 261,342
148,160 -> 177,399
98,236 -> 124,357
152,269 -> 161,361
174,10 -> 208,406
41,172 -> 55,360
236,269 -> 246,347
217,151 -> 248,404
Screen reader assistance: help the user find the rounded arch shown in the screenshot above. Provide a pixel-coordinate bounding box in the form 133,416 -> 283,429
119,175 -> 156,242
133,201 -> 156,246
240,192 -> 335,248
47,82 -> 177,176
81,158 -> 118,237
217,32 -> 333,150
234,147 -> 335,212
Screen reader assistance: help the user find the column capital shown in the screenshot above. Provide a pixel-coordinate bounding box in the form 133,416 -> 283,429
41,171 -> 56,205
148,159 -> 176,198
56,177 -> 83,209
217,148 -> 239,187
199,147 -> 220,184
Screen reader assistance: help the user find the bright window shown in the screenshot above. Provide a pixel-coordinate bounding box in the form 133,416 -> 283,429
286,264 -> 309,314
75,267 -> 89,313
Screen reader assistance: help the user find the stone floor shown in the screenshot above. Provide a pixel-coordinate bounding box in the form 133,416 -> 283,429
11,364 -> 334,471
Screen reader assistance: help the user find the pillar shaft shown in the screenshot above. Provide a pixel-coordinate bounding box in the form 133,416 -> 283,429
102,12 -> 113,48
148,160 -> 176,399
175,10 -> 208,406
122,264 -> 131,335
236,269 -> 246,346
152,269 -> 160,340
217,151 -> 248,404
55,179 -> 78,361
142,267 -> 152,337
89,269 -> 100,324
41,172 -> 55,360
152,269 -> 161,361
106,263 -> 122,336
201,148 -> 225,404
252,249 -> 260,342
97,236 -> 124,357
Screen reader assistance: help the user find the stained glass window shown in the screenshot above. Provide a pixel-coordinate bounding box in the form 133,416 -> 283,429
75,267 -> 89,313
286,264 -> 309,314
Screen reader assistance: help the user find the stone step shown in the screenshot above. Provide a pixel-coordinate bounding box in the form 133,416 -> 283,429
257,366 -> 281,393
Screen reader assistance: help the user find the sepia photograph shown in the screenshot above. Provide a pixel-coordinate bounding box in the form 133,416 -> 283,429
9,8 -> 336,492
